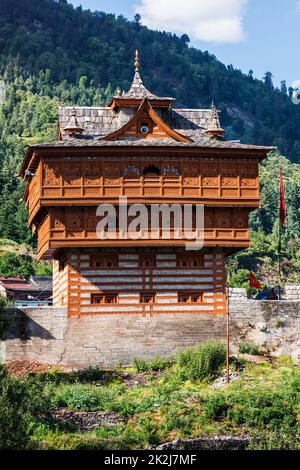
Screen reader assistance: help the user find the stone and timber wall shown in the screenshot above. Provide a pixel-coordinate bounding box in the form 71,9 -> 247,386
1,286 -> 300,367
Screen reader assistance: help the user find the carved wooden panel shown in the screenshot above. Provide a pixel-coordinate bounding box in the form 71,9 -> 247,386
62,162 -> 81,186
44,164 -> 61,186
220,162 -> 238,187
200,162 -> 219,187
183,160 -> 200,177
102,160 -> 121,178
239,162 -> 258,187
163,164 -> 180,176
124,164 -> 141,177
233,210 -> 248,229
215,209 -> 232,228
83,161 -> 102,185
65,209 -> 82,230
51,208 -> 65,230
204,209 -> 215,228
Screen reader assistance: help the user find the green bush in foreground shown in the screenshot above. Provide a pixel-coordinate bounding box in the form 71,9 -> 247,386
51,384 -> 125,411
0,367 -> 29,449
0,366 -> 43,449
238,341 -> 261,356
132,356 -> 174,373
204,389 -> 298,430
248,424 -> 300,450
176,340 -> 226,382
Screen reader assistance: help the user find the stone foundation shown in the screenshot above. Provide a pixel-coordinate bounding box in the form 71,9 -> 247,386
1,288 -> 300,367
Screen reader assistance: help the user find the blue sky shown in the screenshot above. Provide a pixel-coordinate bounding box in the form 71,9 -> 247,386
71,0 -> 300,88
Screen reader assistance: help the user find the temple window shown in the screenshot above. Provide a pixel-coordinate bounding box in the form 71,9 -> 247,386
163,165 -> 180,176
92,255 -> 118,268
178,293 -> 203,303
143,165 -> 160,176
177,254 -> 204,267
140,293 -> 156,304
91,293 -> 118,304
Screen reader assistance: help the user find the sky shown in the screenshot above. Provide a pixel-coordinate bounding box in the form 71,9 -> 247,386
71,0 -> 300,88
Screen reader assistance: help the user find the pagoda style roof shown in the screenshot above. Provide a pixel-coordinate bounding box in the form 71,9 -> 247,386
58,106 -> 222,140
20,49 -> 275,179
58,50 -> 227,143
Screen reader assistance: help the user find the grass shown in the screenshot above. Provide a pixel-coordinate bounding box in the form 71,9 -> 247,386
1,341 -> 299,450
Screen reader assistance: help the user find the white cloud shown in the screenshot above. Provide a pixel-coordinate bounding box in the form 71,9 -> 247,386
135,0 -> 247,43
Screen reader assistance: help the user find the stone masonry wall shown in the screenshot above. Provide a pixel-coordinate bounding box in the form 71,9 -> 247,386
285,284 -> 300,301
1,287 -> 300,367
1,310 -> 226,368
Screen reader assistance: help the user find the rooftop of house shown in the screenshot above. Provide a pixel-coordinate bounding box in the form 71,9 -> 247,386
0,277 -> 52,292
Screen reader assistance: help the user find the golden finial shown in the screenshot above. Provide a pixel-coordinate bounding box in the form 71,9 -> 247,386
134,49 -> 140,72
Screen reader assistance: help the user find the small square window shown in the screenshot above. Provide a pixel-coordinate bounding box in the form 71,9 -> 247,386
92,255 -> 118,268
140,293 -> 156,304
91,293 -> 118,304
177,254 -> 204,267
178,293 -> 202,303
179,294 -> 190,303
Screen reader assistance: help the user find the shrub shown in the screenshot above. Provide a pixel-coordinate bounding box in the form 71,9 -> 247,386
0,366 -> 32,449
132,356 -> 174,373
238,341 -> 261,355
51,384 -> 124,411
176,340 -> 226,382
248,425 -> 300,450
204,389 -> 298,430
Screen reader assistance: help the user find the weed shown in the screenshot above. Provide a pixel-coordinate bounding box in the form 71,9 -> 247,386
176,340 -> 226,382
238,341 -> 261,355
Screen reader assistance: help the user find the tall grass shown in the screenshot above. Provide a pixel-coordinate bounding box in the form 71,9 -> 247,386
176,340 -> 226,382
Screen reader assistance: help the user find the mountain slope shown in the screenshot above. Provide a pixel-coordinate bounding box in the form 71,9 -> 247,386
0,0 -> 300,161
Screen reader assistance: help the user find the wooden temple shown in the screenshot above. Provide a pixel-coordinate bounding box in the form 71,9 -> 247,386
20,51 -> 273,318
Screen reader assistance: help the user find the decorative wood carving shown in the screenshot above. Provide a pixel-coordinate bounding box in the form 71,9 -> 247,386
124,164 -> 141,177
45,165 -> 61,186
163,164 -> 180,176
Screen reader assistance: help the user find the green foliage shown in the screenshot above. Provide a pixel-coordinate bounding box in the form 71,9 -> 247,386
204,389 -> 298,430
51,384 -> 124,412
238,341 -> 261,356
248,425 -> 300,450
0,252 -> 34,278
0,252 -> 51,279
0,366 -> 50,449
227,155 -> 300,286
176,340 -> 226,382
0,296 -> 13,308
1,357 -> 299,450
132,356 -> 174,373
0,366 -> 31,449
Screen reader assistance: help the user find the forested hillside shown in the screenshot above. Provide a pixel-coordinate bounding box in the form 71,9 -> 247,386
0,0 -> 299,285
1,0 -> 300,161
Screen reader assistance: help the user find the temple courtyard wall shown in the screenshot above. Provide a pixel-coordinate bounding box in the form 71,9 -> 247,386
1,287 -> 300,367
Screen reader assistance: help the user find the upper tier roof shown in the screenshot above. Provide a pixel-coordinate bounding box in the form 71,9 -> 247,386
58,50 -> 227,143
58,106 -> 216,140
23,49 -> 275,174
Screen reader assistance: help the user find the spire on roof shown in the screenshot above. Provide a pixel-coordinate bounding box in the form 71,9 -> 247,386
205,103 -> 225,140
63,108 -> 84,136
135,49 -> 140,72
108,51 -> 175,107
118,50 -> 159,100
